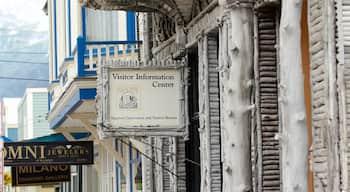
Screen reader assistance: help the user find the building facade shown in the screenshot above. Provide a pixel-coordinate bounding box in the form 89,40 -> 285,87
45,0 -> 142,192
3,98 -> 21,142
18,88 -> 51,140
80,0 -> 313,192
47,0 -> 350,191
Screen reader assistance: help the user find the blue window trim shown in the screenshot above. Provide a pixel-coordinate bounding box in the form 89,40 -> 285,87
53,0 -> 58,79
126,12 -> 136,41
48,92 -> 51,111
77,36 -> 85,77
64,56 -> 74,62
85,40 -> 141,45
82,7 -> 86,40
67,0 -> 72,56
77,7 -> 87,77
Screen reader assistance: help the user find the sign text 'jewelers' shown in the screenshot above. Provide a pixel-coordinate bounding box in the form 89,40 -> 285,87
4,141 -> 93,166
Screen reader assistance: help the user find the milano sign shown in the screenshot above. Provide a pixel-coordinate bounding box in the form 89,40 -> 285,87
4,141 -> 93,166
11,165 -> 71,186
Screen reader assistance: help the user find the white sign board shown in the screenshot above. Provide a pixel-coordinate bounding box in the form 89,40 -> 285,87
109,69 -> 181,128
97,59 -> 188,137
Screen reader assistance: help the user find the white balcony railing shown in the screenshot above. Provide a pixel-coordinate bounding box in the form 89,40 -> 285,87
49,36 -> 142,111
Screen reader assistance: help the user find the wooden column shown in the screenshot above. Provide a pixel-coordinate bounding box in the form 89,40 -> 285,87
219,5 -> 254,192
280,0 -> 308,191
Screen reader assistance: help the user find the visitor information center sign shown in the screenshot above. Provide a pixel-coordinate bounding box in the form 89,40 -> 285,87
97,59 -> 188,137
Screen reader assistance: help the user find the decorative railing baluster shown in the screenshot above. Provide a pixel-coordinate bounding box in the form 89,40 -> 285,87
49,37 -> 143,109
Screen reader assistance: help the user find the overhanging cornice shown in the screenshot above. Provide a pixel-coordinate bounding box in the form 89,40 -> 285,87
80,0 -> 173,14
80,0 -> 185,23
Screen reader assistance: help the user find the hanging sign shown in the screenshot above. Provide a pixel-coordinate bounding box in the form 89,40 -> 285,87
109,69 -> 181,126
97,59 -> 188,137
11,165 -> 70,186
4,141 -> 93,166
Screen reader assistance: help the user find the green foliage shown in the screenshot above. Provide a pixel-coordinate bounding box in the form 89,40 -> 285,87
4,172 -> 11,185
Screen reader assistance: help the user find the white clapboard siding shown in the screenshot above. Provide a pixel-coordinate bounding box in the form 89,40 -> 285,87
86,8 -> 120,41
256,10 -> 281,192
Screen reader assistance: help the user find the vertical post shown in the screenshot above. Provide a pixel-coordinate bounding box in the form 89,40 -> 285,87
129,142 -> 133,192
127,11 -> 136,55
127,12 -> 136,41
79,165 -> 83,192
280,0 -> 308,191
142,138 -> 153,192
67,0 -> 72,56
53,0 -> 58,79
219,5 -> 254,192
143,13 -> 153,62
81,7 -> 86,39
77,36 -> 86,77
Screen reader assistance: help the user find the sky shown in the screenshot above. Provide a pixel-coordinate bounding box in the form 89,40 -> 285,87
0,0 -> 48,32
0,0 -> 49,98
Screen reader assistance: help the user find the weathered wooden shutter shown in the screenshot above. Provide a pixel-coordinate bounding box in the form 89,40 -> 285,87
198,34 -> 222,192
176,138 -> 186,192
207,35 -> 222,192
154,137 -> 186,192
309,0 -> 330,189
162,138 -> 171,192
255,9 -> 281,192
336,0 -> 350,191
309,0 -> 340,191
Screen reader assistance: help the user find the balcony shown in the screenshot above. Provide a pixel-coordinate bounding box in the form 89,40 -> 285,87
48,37 -> 141,130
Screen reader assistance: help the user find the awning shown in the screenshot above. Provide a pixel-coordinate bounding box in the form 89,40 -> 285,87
20,132 -> 91,142
1,136 -> 12,142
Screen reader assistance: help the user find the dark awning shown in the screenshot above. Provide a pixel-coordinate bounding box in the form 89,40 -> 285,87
1,136 -> 12,142
20,132 -> 91,142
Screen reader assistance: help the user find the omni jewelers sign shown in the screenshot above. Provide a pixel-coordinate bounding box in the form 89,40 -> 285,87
4,141 -> 93,166
97,59 -> 188,137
